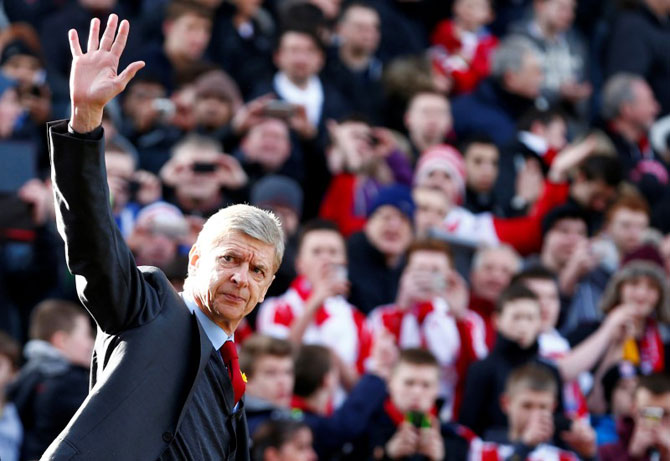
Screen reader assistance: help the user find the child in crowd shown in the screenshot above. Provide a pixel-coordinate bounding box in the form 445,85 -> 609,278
593,361 -> 640,446
251,418 -> 317,461
470,362 -> 597,460
458,282 -> 560,436
461,134 -> 502,215
0,332 -> 21,461
430,0 -> 498,94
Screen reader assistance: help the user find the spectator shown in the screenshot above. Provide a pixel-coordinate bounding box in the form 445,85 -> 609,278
326,2 -> 384,123
8,300 -> 92,461
251,418 -> 317,461
451,36 -> 544,148
208,0 -> 275,99
459,283 -> 560,436
605,0 -> 670,116
159,134 -> 248,217
235,117 -> 302,185
461,134 -> 503,215
468,245 -> 522,349
367,239 -> 487,420
599,373 -> 670,460
510,0 -> 591,110
239,335 -> 295,436
347,185 -> 415,314
356,348 -> 473,461
412,187 -> 449,239
404,91 -> 453,158
471,362 -> 596,460
0,331 -> 21,461
134,0 -> 213,94
495,107 -> 568,216
602,193 -> 652,268
430,0 -> 498,95
257,220 -> 372,380
600,74 -> 668,210
593,362 -> 640,446
320,117 -> 412,237
250,175 -> 304,299
252,28 -> 349,141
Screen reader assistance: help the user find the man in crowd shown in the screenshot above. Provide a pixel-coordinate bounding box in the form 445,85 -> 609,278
404,91 -> 453,158
43,15 -> 284,459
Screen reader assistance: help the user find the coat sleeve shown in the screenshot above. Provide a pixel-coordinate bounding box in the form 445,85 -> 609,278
48,120 -> 163,334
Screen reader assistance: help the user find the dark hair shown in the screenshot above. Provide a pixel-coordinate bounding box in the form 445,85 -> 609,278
511,265 -> 558,287
578,155 -> 623,187
518,106 -> 567,132
164,0 -> 212,22
29,299 -> 88,342
505,362 -> 558,397
239,335 -> 294,379
296,219 -> 342,251
251,419 -> 311,461
275,27 -> 326,55
496,282 -> 539,313
540,204 -> 589,237
459,134 -> 498,157
637,373 -> 670,396
293,344 -> 333,398
406,239 -> 452,264
0,331 -> 20,369
397,348 -> 439,369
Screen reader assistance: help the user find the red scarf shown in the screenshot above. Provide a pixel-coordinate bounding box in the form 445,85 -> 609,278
639,320 -> 665,373
291,276 -> 331,325
383,398 -> 438,427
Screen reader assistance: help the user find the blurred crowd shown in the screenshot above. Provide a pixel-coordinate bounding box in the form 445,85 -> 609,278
1,0 -> 670,459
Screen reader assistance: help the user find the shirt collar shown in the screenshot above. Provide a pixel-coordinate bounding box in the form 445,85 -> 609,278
181,292 -> 233,350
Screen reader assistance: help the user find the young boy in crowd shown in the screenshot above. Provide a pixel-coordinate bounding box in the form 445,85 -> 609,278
251,418 -> 317,461
430,0 -> 498,95
8,299 -> 93,461
593,361 -> 639,446
356,348 -> 473,461
599,373 -> 670,460
239,335 -> 295,436
461,135 -> 503,215
0,331 -> 21,461
470,362 -> 596,460
458,283 -> 558,436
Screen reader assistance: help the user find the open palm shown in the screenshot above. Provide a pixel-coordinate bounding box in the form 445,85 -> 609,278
68,15 -> 144,131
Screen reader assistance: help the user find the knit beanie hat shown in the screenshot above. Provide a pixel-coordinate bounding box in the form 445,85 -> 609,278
414,144 -> 466,200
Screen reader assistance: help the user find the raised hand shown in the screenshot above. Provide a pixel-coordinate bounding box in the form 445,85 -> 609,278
68,15 -> 145,133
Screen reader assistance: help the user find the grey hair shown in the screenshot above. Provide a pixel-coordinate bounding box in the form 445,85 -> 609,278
601,73 -> 643,121
471,244 -> 522,274
491,36 -> 541,78
185,204 -> 284,287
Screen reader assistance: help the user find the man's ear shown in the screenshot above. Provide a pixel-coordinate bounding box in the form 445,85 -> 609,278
188,244 -> 200,274
258,275 -> 275,304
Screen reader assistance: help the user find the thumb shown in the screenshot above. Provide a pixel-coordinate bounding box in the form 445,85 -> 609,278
115,60 -> 145,90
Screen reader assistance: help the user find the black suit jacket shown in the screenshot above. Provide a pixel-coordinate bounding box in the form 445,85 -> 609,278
42,120 -> 248,460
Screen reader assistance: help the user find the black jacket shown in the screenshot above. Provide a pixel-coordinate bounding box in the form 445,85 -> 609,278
42,120 -> 248,460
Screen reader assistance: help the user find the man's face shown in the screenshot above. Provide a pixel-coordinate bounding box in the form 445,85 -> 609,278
1,54 -> 43,88
536,0 -> 575,33
496,299 -> 542,348
504,388 -> 556,439
129,227 -> 179,269
194,95 -> 233,129
272,427 -> 317,461
246,355 -> 294,408
296,230 -> 347,282
275,32 -> 324,85
505,53 -> 544,99
470,248 -> 519,302
123,82 -> 166,131
365,206 -> 413,261
464,143 -> 499,193
389,363 -> 440,413
405,94 -> 452,148
104,150 -> 135,210
60,316 -> 94,368
413,188 -> 449,238
416,169 -> 461,207
620,275 -> 660,320
188,231 -> 276,332
607,208 -> 649,256
542,218 -> 587,269
404,250 -> 451,285
624,80 -> 660,132
164,13 -> 212,61
572,178 -> 617,213
338,6 -> 380,55
174,147 -> 224,201
242,119 -> 291,172
633,388 -> 670,432
524,278 -> 560,332
453,0 -> 493,31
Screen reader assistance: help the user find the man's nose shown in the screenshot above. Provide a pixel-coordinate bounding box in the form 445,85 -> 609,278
231,267 -> 249,287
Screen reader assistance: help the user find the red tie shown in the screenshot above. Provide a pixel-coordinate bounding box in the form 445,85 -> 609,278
220,341 -> 245,405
